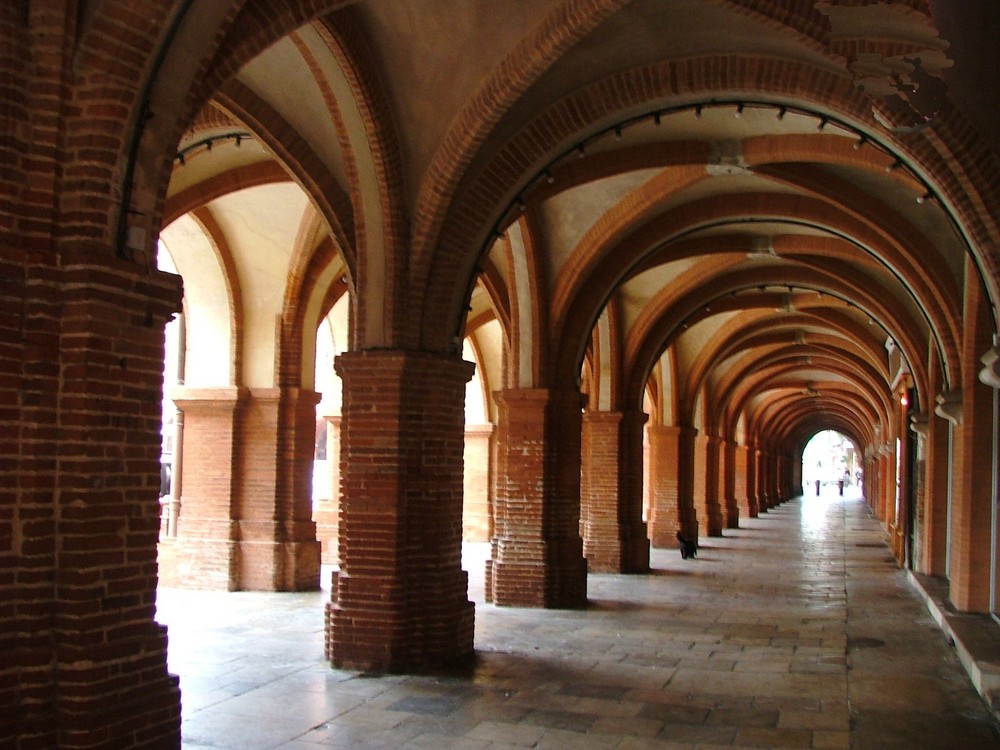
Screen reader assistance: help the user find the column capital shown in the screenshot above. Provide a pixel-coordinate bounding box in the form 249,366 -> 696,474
582,408 -> 624,425
934,389 -> 962,425
168,385 -> 245,411
909,412 -> 929,437
979,346 -> 1000,389
494,386 -> 586,410
335,347 -> 475,382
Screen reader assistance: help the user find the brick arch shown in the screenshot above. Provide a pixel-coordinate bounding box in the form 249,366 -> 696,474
688,320 -> 892,432
716,318 -> 888,375
722,349 -> 891,438
417,52 -> 1000,356
764,390 -> 880,450
90,0 -> 355,266
216,81 -> 356,269
760,394 -> 874,452
406,0 -> 634,328
173,206 -> 245,386
753,395 -> 868,451
738,356 -> 889,450
418,57 -> 876,352
762,396 -> 876,456
187,102 -> 244,133
313,11 -> 409,350
719,0 -> 831,46
545,135 -> 932,334
623,262 -> 929,416
626,264 -> 923,394
69,1 -> 243,262
409,0 -> 830,274
530,132 -> 919,213
163,162 -> 291,227
555,187 -> 960,392
194,1 -> 357,107
787,419 -> 870,464
741,353 -> 892,428
279,220 -> 348,389
690,315 -> 890,388
475,257 -> 513,347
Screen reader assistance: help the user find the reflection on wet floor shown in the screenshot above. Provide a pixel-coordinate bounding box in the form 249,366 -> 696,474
157,492 -> 1000,749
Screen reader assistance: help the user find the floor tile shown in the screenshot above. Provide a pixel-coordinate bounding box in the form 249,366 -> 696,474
157,492 -> 1000,749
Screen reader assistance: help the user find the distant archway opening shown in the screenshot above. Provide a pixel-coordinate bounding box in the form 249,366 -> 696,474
801,430 -> 860,497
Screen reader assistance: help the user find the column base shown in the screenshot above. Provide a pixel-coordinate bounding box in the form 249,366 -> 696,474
490,537 -> 587,608
157,534 -> 238,590
585,523 -> 650,573
326,577 -> 475,673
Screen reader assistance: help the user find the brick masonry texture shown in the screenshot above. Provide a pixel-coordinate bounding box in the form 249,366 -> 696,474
7,2 -> 1000,748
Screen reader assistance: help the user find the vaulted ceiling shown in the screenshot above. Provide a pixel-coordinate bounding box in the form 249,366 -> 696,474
158,0 -> 1000,458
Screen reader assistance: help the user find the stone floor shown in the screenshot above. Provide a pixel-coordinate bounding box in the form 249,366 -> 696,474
156,491 -> 1000,749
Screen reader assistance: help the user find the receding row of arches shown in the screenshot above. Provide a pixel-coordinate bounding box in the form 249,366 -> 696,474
8,3 -> 1000,746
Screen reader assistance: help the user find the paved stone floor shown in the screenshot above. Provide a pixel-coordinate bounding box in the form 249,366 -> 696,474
156,491 -> 1000,749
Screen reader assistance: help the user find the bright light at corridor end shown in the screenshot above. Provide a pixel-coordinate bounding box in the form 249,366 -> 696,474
900,393 -> 908,406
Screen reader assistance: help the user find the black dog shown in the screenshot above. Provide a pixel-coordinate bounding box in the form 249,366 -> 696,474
676,531 -> 698,560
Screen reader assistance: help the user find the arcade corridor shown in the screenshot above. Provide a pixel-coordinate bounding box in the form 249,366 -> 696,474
11,4 -> 1000,746
158,492 -> 999,749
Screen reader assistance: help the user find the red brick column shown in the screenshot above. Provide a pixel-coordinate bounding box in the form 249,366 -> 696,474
921,411 -> 950,575
581,410 -> 650,573
620,410 -> 651,571
719,439 -> 739,528
734,444 -> 756,519
20,256 -> 183,748
878,448 -> 894,524
949,262 -> 995,612
757,449 -> 773,510
750,448 -> 763,510
272,386 -> 324,590
775,454 -> 785,502
488,388 -> 588,608
159,387 -> 242,589
646,425 -> 698,546
694,434 -> 723,536
915,344 -> 949,575
160,387 -> 322,591
327,350 -> 475,671
864,451 -> 879,513
746,445 -> 761,515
